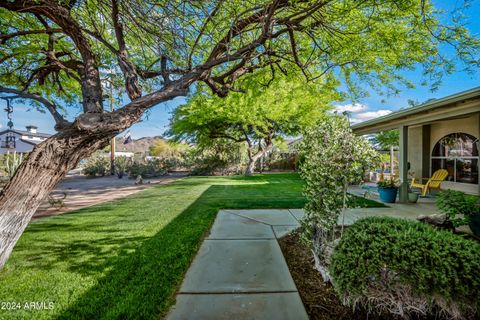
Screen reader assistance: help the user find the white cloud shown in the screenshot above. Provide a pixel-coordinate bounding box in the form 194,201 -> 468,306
334,103 -> 368,113
350,109 -> 392,124
333,102 -> 393,125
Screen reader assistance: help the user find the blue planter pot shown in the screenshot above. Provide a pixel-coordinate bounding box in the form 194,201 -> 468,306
378,187 -> 398,203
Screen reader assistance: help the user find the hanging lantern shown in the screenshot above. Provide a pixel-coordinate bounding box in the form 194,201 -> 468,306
2,97 -> 14,129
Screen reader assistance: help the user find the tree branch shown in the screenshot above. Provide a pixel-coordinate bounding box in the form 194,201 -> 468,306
1,0 -> 104,113
188,1 -> 224,69
0,86 -> 71,130
0,28 -> 63,44
111,0 -> 142,100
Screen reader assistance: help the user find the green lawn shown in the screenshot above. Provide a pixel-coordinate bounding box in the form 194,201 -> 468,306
0,173 -> 381,319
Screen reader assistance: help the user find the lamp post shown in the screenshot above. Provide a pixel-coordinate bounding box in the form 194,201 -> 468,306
109,92 -> 115,176
102,76 -> 116,175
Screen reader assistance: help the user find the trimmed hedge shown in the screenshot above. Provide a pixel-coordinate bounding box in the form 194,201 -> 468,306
330,217 -> 480,318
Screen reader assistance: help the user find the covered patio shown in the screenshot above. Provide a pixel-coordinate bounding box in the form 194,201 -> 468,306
352,87 -> 480,202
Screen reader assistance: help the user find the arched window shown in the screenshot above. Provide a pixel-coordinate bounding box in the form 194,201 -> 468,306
432,133 -> 478,184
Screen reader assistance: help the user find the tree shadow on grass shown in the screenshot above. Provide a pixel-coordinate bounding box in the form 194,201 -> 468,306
55,181 -> 306,320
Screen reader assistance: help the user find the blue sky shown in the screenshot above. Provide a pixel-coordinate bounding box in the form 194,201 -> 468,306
1,0 -> 479,138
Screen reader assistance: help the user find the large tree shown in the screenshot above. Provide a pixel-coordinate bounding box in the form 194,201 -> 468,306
0,0 -> 477,268
169,70 -> 337,175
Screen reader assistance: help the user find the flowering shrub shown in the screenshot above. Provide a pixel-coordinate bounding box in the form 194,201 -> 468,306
298,115 -> 379,280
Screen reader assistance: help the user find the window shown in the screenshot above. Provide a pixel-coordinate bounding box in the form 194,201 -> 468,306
431,133 -> 478,184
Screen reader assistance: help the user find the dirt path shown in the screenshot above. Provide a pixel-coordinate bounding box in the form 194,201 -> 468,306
34,173 -> 186,219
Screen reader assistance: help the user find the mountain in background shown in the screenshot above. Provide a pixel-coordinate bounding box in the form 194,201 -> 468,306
115,136 -> 166,154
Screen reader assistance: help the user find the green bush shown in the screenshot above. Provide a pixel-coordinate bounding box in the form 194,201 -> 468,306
266,153 -> 297,171
82,153 -> 110,177
115,156 -> 131,178
436,190 -> 479,227
190,154 -> 235,176
376,178 -> 399,189
189,142 -> 245,176
330,217 -> 480,319
126,159 -> 168,178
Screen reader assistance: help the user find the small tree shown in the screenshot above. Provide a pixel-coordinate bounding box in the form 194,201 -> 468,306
169,70 -> 336,175
370,130 -> 400,150
298,115 -> 379,281
149,140 -> 189,158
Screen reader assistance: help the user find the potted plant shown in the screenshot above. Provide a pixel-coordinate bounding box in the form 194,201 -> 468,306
377,178 -> 399,203
407,186 -> 419,203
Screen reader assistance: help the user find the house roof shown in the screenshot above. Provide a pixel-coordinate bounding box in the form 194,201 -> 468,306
351,86 -> 480,135
19,139 -> 41,146
0,128 -> 52,138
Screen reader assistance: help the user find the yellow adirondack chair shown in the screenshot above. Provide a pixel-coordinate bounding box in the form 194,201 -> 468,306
410,169 -> 449,196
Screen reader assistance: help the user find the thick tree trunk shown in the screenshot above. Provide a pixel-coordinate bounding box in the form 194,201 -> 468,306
0,129 -> 112,269
245,156 -> 257,176
244,142 -> 272,176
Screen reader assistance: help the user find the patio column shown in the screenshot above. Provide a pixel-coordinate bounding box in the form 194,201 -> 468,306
399,125 -> 409,203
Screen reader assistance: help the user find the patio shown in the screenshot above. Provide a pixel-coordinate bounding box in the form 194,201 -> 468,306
346,184 -> 439,225
351,87 -> 480,200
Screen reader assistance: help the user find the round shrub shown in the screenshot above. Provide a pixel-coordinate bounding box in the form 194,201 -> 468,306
330,217 -> 480,319
82,153 -> 110,177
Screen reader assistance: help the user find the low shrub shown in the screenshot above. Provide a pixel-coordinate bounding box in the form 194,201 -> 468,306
114,156 -> 131,179
190,154 -> 243,176
82,153 -> 110,177
266,153 -> 297,171
160,156 -> 182,172
330,217 -> 480,319
126,158 -> 169,178
436,190 -> 479,227
188,143 -> 246,176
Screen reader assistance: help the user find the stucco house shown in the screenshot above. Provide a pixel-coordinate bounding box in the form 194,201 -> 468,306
352,87 -> 479,199
0,125 -> 51,154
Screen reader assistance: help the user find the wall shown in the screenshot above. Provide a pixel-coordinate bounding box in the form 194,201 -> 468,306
430,113 -> 479,150
429,112 -> 479,195
0,132 -> 35,154
406,112 -> 479,195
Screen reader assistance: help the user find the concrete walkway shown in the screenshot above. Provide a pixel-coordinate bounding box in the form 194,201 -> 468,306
166,209 -> 308,320
345,184 -> 440,225
167,202 -> 441,319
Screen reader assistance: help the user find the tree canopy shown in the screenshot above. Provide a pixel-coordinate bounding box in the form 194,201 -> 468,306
169,70 -> 337,174
1,0 -> 478,130
148,139 -> 189,158
370,130 -> 400,149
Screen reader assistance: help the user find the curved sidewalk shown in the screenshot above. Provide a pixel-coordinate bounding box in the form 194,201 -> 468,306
166,209 -> 308,320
